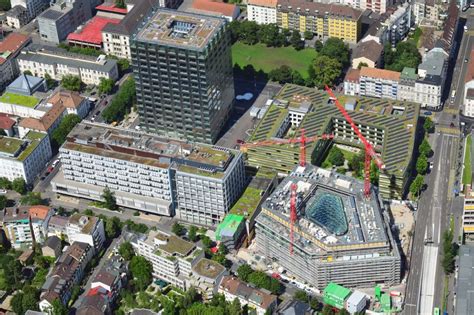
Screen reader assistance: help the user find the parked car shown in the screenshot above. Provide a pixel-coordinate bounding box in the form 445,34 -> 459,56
52,159 -> 59,167
0,189 -> 7,194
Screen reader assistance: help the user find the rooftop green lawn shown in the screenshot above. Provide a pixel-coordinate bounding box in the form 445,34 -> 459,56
0,92 -> 39,108
230,186 -> 263,218
463,134 -> 472,185
0,136 -> 24,155
232,42 -> 317,78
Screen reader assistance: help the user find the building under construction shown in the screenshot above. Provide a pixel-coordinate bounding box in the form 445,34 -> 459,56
255,164 -> 401,289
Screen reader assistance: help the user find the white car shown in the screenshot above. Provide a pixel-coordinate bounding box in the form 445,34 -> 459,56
429,162 -> 434,169
0,189 -> 7,194
52,159 -> 60,167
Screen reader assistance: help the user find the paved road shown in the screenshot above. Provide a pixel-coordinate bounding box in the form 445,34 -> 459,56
404,16 -> 468,315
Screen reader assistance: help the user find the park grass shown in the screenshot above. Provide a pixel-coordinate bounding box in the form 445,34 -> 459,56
232,42 -> 317,78
463,134 -> 472,185
0,92 -> 39,108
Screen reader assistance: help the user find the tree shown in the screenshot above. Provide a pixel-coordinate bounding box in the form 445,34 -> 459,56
201,235 -> 213,248
51,299 -> 68,315
419,138 -> 432,157
12,178 -> 27,195
188,225 -> 198,242
349,150 -> 365,178
269,65 -> 293,84
314,40 -> 323,52
23,70 -> 32,76
384,41 -> 421,72
424,117 -> 434,133
0,195 -> 6,209
339,309 -> 350,315
20,192 -> 45,205
294,290 -> 309,302
172,222 -> 185,236
442,228 -> 457,274
218,243 -> 228,255
130,256 -> 153,291
416,155 -> 428,175
11,286 -> 39,315
320,37 -> 350,66
101,187 -> 118,210
117,59 -> 130,73
115,0 -> 125,8
101,78 -> 136,123
328,146 -> 344,166
303,31 -> 314,40
61,74 -> 82,92
357,62 -> 369,70
236,264 -> 253,282
0,0 -> 11,11
228,298 -> 242,315
322,304 -> 335,315
311,55 -> 342,89
0,177 -> 11,189
98,77 -> 115,95
84,209 -> 95,216
51,114 -> 81,147
370,161 -> 379,185
409,174 -> 424,198
290,30 -> 304,50
44,73 -> 55,89
104,216 -> 121,239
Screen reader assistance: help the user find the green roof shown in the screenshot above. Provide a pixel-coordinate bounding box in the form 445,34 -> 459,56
0,137 -> 24,155
0,92 -> 39,108
230,186 -> 263,218
158,234 -> 195,257
400,67 -> 417,80
381,293 -> 391,311
17,131 -> 46,162
216,214 -> 245,241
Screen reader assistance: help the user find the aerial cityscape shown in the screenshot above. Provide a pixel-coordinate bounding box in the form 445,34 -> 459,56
0,0 -> 471,313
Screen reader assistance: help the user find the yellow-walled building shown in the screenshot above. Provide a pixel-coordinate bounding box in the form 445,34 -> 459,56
276,0 -> 363,43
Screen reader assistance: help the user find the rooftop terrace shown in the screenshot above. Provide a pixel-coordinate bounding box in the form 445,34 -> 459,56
193,258 -> 225,279
157,234 -> 196,257
64,122 -> 237,176
258,165 -> 388,253
135,9 -> 225,50
0,131 -> 45,160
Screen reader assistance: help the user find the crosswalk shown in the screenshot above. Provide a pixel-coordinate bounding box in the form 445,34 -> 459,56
437,127 -> 461,135
443,108 -> 459,115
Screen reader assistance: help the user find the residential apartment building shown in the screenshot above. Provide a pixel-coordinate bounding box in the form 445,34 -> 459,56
129,230 -> 205,290
42,235 -> 62,258
276,1 -> 363,43
17,45 -> 119,85
40,242 -> 93,312
101,0 -> 160,60
463,196 -> 474,242
247,0 -> 277,24
0,206 -> 54,249
37,0 -> 92,44
51,122 -> 246,226
0,33 -> 31,92
131,9 -> 234,144
219,276 -> 278,315
6,6 -> 29,28
358,67 -> 401,100
89,254 -> 128,303
66,214 -> 106,254
351,40 -> 383,69
10,0 -> 48,21
383,3 -> 412,47
47,215 -> 69,237
0,131 -> 52,184
255,165 -> 401,289
190,258 -> 227,300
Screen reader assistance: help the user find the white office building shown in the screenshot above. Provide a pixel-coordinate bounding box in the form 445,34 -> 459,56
51,122 -> 246,226
17,46 -> 118,85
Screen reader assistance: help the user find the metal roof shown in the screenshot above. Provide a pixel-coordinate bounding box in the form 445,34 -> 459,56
456,245 -> 474,315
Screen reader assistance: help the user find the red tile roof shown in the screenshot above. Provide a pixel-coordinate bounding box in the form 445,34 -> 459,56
0,115 -> 15,130
67,16 -> 121,46
192,0 -> 238,17
29,205 -> 52,220
345,68 -> 360,83
0,33 -> 30,65
360,67 -> 401,81
248,0 -> 277,7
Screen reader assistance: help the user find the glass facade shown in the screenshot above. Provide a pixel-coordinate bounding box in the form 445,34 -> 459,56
131,16 -> 234,144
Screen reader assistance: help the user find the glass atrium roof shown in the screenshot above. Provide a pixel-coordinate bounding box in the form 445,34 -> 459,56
306,192 -> 348,235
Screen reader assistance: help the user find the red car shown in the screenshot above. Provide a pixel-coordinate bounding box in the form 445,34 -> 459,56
47,166 -> 54,173
236,139 -> 245,144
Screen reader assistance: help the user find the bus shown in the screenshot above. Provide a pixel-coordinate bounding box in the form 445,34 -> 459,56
433,307 -> 440,315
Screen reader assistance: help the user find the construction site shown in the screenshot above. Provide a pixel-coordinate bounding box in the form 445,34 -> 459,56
254,164 -> 401,289
244,84 -> 420,200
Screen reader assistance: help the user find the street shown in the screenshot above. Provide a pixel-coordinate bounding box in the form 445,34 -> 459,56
404,13 -> 469,315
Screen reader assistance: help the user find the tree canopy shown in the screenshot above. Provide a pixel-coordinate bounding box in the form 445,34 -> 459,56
51,114 -> 81,148
101,77 -> 136,123
328,146 -> 344,166
309,55 -> 342,89
12,178 -> 27,195
384,41 -> 422,72
101,187 -> 118,210
20,192 -> 45,206
320,37 -> 350,67
172,222 -> 185,236
98,78 -> 115,95
129,256 -> 153,291
409,174 -> 424,198
119,241 -> 135,261
416,154 -> 428,175
61,75 -> 82,92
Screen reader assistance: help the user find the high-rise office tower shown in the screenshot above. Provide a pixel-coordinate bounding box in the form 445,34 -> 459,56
131,9 -> 234,144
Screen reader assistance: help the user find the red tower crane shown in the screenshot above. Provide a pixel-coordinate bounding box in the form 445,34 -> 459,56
324,86 -> 385,198
240,130 -> 333,254
289,182 -> 297,255
240,130 -> 334,167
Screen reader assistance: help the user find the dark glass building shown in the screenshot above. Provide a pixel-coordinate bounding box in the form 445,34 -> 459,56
131,9 -> 234,144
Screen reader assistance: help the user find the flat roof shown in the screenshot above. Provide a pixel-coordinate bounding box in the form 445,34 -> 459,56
158,234 -> 196,256
0,136 -> 24,155
63,122 -> 239,178
135,9 -> 225,50
95,3 -> 128,14
193,258 -> 225,279
257,165 -> 390,253
0,131 -> 45,161
456,245 -> 474,315
67,16 -> 121,45
0,92 -> 39,108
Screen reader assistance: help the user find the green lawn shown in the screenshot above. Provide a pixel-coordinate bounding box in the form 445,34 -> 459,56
463,135 -> 472,185
232,42 -> 317,77
0,92 -> 39,108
